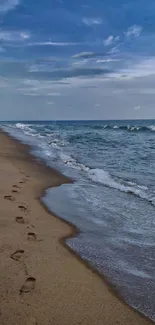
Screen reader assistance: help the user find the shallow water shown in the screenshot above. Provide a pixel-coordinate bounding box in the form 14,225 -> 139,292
2,120 -> 155,321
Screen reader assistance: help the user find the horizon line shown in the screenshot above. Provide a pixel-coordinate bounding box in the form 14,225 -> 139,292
0,118 -> 155,122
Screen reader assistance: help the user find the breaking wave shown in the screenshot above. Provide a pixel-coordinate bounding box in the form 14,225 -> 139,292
2,121 -> 155,205
93,124 -> 155,132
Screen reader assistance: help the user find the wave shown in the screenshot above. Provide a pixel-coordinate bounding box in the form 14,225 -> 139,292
99,124 -> 155,132
15,123 -> 31,130
88,169 -> 148,198
3,122 -> 154,205
15,123 -> 46,138
84,122 -> 155,132
10,122 -> 155,134
57,152 -> 153,203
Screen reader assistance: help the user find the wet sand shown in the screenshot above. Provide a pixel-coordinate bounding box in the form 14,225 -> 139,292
0,130 -> 152,325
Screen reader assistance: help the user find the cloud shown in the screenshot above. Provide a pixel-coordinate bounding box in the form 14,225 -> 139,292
31,66 -> 113,80
82,17 -> 102,27
103,36 -> 114,46
72,59 -> 88,67
103,35 -> 120,47
121,57 -> 155,78
0,0 -> 19,13
28,41 -> 78,47
125,25 -> 142,38
109,44 -> 121,54
96,59 -> 121,63
19,32 -> 30,40
72,52 -> 96,59
0,30 -> 30,41
72,52 -> 107,59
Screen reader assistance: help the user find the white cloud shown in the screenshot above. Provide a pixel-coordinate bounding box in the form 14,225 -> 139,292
104,57 -> 155,82
28,41 -> 78,46
125,25 -> 142,38
82,17 -> 102,26
103,35 -> 114,46
72,52 -> 95,58
20,32 -> 30,40
109,44 -> 122,54
0,0 -> 19,13
96,59 -> 121,63
0,30 -> 30,41
123,57 -> 155,78
103,35 -> 119,47
72,59 -> 88,67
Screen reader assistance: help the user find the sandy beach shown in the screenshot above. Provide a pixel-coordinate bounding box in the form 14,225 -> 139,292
0,130 -> 152,325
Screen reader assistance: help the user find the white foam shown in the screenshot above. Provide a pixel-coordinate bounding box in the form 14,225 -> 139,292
88,168 -> 149,199
15,123 -> 27,129
128,181 -> 148,191
4,122 -> 153,204
59,152 -> 89,172
57,151 -> 150,202
148,125 -> 155,131
15,123 -> 37,136
105,124 -> 155,132
49,138 -> 66,148
15,123 -> 46,139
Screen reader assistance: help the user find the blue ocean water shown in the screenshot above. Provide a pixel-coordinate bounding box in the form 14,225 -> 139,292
2,120 -> 155,320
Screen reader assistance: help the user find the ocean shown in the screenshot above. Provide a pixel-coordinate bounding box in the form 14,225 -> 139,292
2,120 -> 155,321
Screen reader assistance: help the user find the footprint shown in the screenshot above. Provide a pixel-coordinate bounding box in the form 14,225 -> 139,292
19,181 -> 25,184
10,249 -> 24,261
13,185 -> 20,189
20,277 -> 36,294
4,195 -> 15,201
16,216 -> 25,224
27,233 -> 37,241
12,190 -> 19,194
18,205 -> 28,213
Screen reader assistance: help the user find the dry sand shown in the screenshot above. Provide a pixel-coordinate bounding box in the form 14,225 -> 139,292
0,130 -> 152,325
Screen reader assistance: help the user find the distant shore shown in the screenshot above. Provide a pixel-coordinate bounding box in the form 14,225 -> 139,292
0,129 -> 152,325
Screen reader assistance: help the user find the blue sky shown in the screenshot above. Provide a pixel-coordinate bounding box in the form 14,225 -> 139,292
0,0 -> 155,120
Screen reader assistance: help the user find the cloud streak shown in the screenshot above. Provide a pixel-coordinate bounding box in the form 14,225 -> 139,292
103,35 -> 120,47
73,52 -> 97,59
28,41 -> 78,47
72,52 -> 108,60
0,30 -> 30,41
82,17 -> 102,27
125,25 -> 142,38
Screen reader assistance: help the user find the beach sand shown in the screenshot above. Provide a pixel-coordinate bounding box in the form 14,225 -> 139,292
0,130 -> 152,325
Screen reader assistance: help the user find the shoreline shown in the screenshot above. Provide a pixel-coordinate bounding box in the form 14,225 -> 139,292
0,129 -> 153,324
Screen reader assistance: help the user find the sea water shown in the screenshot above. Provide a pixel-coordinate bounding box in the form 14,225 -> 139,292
2,120 -> 155,321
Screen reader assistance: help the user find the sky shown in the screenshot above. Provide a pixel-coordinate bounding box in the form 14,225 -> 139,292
0,0 -> 155,120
